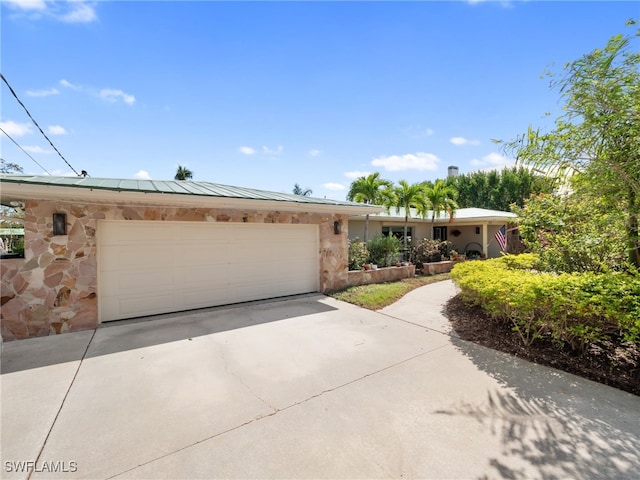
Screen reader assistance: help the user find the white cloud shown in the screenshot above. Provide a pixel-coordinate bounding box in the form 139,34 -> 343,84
23,145 -> 53,154
134,170 -> 151,180
0,120 -> 33,137
262,145 -> 283,155
3,0 -> 46,10
484,152 -> 510,164
323,183 -> 345,191
450,136 -> 480,146
238,146 -> 256,155
425,128 -> 434,136
4,0 -> 97,22
309,149 -> 321,157
371,152 -> 440,172
99,89 -> 135,105
344,170 -> 371,179
470,152 -> 515,170
59,1 -> 97,23
47,125 -> 67,135
26,87 -> 60,97
59,79 -> 78,89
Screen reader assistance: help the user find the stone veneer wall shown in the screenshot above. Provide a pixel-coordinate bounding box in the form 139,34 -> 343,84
1,200 -> 348,341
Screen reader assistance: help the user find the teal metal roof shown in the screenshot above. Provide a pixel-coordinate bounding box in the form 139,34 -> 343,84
0,175 -> 373,208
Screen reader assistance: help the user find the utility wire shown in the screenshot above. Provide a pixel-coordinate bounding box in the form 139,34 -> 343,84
0,127 -> 53,175
1,73 -> 80,176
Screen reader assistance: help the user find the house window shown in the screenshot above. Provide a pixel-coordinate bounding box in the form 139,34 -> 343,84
433,226 -> 447,241
0,204 -> 25,259
382,226 -> 412,243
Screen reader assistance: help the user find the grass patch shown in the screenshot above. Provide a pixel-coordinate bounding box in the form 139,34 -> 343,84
330,273 -> 450,310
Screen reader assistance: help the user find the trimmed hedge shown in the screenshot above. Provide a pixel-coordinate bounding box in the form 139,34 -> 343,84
450,254 -> 640,351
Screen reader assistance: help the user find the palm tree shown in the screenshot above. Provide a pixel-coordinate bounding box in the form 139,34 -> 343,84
424,180 -> 459,238
175,165 -> 193,181
347,172 -> 393,242
293,183 -> 313,196
391,180 -> 429,253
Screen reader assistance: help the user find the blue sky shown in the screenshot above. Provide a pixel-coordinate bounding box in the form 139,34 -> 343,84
1,1 -> 637,200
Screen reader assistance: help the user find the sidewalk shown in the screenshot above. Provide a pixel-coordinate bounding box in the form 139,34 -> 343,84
2,281 -> 639,479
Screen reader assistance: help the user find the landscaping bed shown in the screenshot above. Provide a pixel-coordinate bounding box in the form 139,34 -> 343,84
445,293 -> 640,396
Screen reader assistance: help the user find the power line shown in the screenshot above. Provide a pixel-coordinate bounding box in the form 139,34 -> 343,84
0,127 -> 52,175
1,73 -> 80,176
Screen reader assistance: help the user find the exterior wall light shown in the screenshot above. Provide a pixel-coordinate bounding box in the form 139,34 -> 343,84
333,220 -> 342,235
53,213 -> 67,235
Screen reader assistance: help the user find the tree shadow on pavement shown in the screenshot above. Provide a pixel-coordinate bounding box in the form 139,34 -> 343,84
440,336 -> 640,480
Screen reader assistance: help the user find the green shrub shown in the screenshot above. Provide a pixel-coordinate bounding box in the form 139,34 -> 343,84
348,238 -> 370,271
451,254 -> 640,351
367,235 -> 401,267
410,239 -> 453,264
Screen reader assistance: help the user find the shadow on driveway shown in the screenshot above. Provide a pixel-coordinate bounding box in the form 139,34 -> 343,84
1,293 -> 337,374
444,336 -> 640,480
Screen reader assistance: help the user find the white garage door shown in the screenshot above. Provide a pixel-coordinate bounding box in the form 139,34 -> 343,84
98,220 -> 319,322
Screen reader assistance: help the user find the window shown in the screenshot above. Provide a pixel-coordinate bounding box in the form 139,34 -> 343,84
382,226 -> 412,243
0,204 -> 25,259
433,226 -> 447,241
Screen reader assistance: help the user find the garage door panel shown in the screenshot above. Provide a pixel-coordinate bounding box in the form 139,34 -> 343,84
98,220 -> 319,321
102,271 -> 175,293
101,247 -> 170,271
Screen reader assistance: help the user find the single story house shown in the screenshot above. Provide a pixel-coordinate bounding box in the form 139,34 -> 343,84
349,207 -> 518,258
0,175 -> 382,341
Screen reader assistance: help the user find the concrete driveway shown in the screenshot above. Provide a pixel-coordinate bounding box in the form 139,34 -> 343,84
1,280 -> 639,479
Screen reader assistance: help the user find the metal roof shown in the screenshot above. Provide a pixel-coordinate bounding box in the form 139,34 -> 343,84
0,175 -> 378,210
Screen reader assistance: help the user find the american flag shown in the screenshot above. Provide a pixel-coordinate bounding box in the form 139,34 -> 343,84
495,225 -> 507,251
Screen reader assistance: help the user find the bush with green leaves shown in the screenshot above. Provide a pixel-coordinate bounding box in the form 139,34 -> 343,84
410,239 -> 453,264
512,193 -> 628,273
348,238 -> 370,271
451,254 -> 640,352
367,235 -> 401,267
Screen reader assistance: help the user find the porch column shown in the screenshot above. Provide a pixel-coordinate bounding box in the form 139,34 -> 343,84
482,222 -> 488,256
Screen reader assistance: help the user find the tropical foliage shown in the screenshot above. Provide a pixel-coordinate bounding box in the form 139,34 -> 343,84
501,23 -> 640,267
423,180 -> 458,236
292,183 -> 313,196
367,235 -> 401,267
446,167 -> 553,211
390,180 -> 429,252
451,255 -> 640,352
410,239 -> 453,264
348,238 -> 370,271
512,193 -> 628,273
346,172 -> 393,242
174,165 -> 193,181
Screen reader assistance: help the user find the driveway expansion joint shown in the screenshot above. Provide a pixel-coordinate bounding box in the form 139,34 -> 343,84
26,328 -> 97,480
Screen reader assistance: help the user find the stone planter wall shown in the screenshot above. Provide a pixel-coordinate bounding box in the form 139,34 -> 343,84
347,265 -> 416,287
421,260 -> 455,275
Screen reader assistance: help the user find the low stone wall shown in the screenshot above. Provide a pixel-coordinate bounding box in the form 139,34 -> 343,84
347,265 -> 416,287
422,260 -> 455,275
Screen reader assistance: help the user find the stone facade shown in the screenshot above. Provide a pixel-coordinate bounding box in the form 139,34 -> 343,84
1,200 -> 348,341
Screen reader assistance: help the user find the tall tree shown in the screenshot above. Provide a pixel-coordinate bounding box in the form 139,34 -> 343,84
292,183 -> 313,196
502,24 -> 640,267
424,180 -> 459,238
347,172 -> 393,242
446,167 -> 552,211
0,159 -> 23,174
174,165 -> 193,181
390,180 -> 429,253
